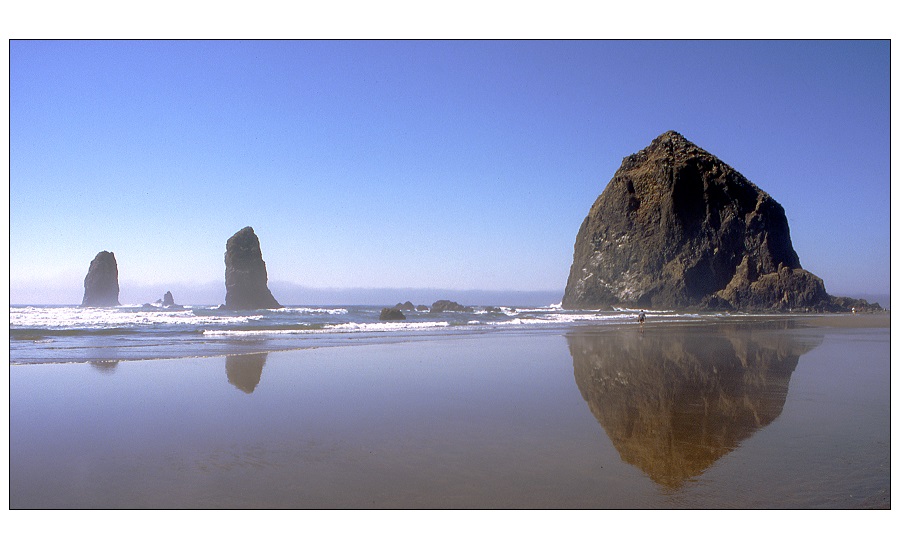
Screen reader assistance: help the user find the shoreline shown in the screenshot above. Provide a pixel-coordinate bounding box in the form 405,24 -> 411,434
10,317 -> 889,509
9,311 -> 889,367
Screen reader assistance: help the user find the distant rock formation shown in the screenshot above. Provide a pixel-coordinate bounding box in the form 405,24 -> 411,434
380,307 -> 406,320
394,301 -> 416,311
430,300 -> 474,313
144,291 -> 183,310
415,305 -> 430,312
161,291 -> 176,307
81,251 -> 120,307
563,131 -> 879,312
221,227 -> 283,310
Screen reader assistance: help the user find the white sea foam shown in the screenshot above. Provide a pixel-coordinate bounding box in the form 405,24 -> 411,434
324,321 -> 452,333
612,306 -> 674,314
487,313 -> 623,326
203,329 -> 310,337
9,306 -> 262,329
203,320 -> 454,337
276,307 -> 349,315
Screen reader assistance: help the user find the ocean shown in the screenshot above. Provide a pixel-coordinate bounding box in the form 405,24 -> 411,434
9,303 -> 704,365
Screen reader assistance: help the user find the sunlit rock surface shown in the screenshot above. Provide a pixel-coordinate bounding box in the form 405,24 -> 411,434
563,131 -> 878,312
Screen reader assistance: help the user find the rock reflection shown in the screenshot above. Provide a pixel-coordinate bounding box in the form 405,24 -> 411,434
567,322 -> 822,488
225,353 -> 268,394
90,360 -> 119,374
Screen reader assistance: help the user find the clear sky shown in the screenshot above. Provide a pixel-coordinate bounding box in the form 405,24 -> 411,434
9,40 -> 891,304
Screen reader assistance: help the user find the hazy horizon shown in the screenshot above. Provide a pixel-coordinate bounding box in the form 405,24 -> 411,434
9,279 -> 565,308
9,279 -> 889,310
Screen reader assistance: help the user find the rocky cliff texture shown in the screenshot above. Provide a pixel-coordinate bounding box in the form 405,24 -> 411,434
222,227 -> 283,310
81,251 -> 121,307
563,131 -> 877,312
568,322 -> 822,487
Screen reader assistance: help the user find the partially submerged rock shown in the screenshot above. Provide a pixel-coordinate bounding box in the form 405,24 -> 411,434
430,300 -> 474,313
380,307 -> 406,320
221,227 -> 283,310
81,251 -> 120,307
145,291 -> 183,310
394,301 -> 416,311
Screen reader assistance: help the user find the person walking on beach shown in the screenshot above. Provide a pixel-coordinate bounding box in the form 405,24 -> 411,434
638,310 -> 646,332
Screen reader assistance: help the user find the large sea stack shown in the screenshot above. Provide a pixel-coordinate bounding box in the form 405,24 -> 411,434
81,251 -> 120,307
563,131 -> 876,312
222,226 -> 283,310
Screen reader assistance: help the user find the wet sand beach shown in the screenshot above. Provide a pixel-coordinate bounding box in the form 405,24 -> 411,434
9,315 -> 890,508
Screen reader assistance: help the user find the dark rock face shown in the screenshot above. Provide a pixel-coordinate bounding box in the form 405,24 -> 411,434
222,227 -> 283,310
161,291 -> 176,307
81,251 -> 120,307
415,305 -> 430,312
430,300 -> 474,313
563,131 -> 876,312
394,301 -> 416,311
145,291 -> 182,310
380,307 -> 406,320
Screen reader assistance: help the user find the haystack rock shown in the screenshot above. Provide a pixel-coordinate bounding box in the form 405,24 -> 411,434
222,226 -> 283,310
563,131 -> 877,312
81,251 -> 120,307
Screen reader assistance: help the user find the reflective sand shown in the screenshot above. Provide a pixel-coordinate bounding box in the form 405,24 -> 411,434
9,317 -> 890,508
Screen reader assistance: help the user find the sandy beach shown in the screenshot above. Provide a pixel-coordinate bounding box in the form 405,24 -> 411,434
9,315 -> 889,509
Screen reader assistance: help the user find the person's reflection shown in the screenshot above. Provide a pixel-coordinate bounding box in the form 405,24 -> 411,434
225,353 -> 268,394
567,322 -> 822,488
90,360 -> 119,374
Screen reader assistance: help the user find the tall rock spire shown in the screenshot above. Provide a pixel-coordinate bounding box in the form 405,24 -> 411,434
81,251 -> 121,307
222,226 -> 283,310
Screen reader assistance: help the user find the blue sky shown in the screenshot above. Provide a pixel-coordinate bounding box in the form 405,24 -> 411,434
9,40 -> 891,304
